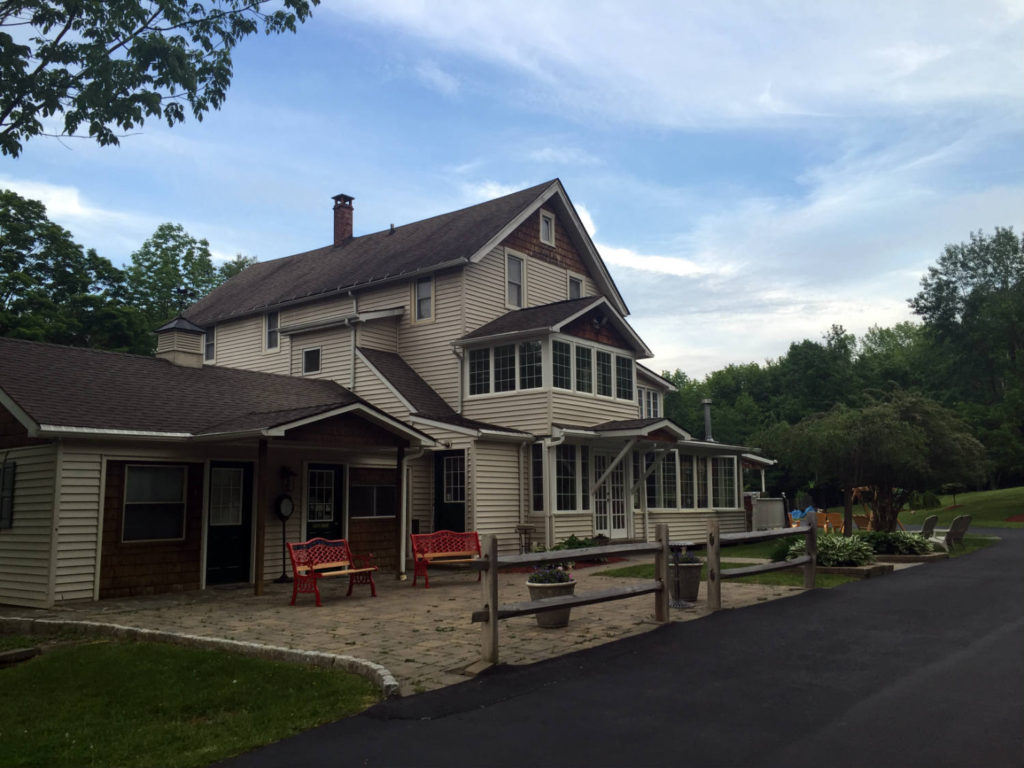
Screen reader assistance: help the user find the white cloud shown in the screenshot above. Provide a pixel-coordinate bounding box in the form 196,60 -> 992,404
528,146 -> 601,166
414,60 -> 459,96
460,180 -> 524,202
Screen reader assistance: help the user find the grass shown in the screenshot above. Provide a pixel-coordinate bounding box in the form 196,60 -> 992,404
946,535 -> 998,558
831,485 -> 1024,529
0,639 -> 379,768
597,561 -> 856,588
0,635 -> 37,653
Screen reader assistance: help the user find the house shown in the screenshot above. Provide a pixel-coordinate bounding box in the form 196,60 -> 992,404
0,179 -> 751,608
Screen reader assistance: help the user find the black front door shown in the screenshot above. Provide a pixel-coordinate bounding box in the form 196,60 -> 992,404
306,463 -> 345,539
433,450 -> 466,532
206,461 -> 253,585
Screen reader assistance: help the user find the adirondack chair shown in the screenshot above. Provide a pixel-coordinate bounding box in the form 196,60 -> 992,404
930,514 -> 972,552
918,514 -> 939,539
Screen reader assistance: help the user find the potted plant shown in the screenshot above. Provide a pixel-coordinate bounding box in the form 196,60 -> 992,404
526,564 -> 576,628
668,547 -> 703,605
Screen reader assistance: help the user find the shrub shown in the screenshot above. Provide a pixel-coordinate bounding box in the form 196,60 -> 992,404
787,533 -> 875,567
770,535 -> 804,562
911,491 -> 942,510
858,531 -> 934,555
549,534 -> 598,551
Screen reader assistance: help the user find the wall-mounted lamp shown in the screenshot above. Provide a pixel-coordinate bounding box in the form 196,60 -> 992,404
279,466 -> 297,493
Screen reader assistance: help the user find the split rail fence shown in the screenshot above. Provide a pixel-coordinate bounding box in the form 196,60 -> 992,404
469,519 -> 818,665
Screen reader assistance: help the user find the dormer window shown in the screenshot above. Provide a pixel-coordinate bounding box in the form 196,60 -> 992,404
540,210 -> 555,246
414,276 -> 433,322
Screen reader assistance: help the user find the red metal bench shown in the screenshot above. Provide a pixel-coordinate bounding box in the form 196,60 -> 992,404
287,538 -> 378,606
410,530 -> 482,588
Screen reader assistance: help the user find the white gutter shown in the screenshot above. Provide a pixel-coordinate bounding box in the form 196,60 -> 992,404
38,425 -> 192,440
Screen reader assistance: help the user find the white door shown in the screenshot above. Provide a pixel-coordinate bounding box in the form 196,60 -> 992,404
593,453 -> 628,538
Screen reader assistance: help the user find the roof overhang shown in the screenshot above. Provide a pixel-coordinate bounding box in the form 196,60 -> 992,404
636,364 -> 675,392
0,388 -> 41,437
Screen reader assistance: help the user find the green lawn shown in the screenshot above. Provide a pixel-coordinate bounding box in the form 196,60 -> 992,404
0,640 -> 379,768
831,485 -> 1024,529
597,561 -> 856,588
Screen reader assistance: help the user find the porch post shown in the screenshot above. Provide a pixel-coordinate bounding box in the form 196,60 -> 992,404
395,445 -> 405,578
254,437 -> 268,596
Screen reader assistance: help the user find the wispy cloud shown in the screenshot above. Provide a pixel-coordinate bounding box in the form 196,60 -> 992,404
528,146 -> 601,166
415,60 -> 459,96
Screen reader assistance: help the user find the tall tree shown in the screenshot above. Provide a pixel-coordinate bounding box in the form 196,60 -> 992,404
0,188 -> 148,351
217,252 -> 256,281
124,222 -> 218,332
0,0 -> 318,156
763,392 -> 987,531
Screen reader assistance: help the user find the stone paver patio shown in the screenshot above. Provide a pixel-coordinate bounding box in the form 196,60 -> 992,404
0,558 -> 806,695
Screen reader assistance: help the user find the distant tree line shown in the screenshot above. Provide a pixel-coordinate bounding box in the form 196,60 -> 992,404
0,188 -> 255,353
663,227 -> 1022,527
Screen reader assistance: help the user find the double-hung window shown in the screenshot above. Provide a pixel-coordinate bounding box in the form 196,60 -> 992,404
204,329 -> 215,361
519,341 -> 543,389
552,341 -> 572,389
123,465 -> 187,542
266,312 -> 279,350
494,344 -> 516,392
575,346 -> 593,393
540,211 -> 555,246
415,277 -> 433,321
469,348 -> 490,395
615,356 -> 634,401
596,351 -> 613,397
507,253 -> 524,307
555,444 -> 590,512
712,457 -> 737,508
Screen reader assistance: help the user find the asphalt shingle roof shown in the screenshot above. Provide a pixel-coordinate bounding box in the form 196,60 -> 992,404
183,181 -> 556,327
0,337 -> 362,435
458,297 -> 599,341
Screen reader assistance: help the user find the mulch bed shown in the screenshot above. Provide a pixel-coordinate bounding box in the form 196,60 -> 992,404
499,557 -> 627,574
1007,514 -> 1024,522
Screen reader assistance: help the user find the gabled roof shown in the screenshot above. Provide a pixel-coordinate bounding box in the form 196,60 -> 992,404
637,364 -> 675,392
455,296 -> 653,358
356,347 -> 529,437
0,337 -> 431,444
182,179 -> 628,327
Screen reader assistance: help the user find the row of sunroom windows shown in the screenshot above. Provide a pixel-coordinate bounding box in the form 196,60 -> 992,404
530,445 -> 738,512
468,338 -> 635,400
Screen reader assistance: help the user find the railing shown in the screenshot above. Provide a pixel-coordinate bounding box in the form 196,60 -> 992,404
470,519 -> 818,665
706,519 -> 817,611
471,523 -> 673,665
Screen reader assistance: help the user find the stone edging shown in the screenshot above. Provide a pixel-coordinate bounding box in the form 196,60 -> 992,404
816,563 -> 895,578
875,553 -> 949,563
0,616 -> 400,699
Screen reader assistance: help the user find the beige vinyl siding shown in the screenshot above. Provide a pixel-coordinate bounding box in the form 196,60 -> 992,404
357,318 -> 398,352
463,246 -> 506,332
353,357 -> 411,419
208,314 -> 290,375
283,296 -> 356,326
550,391 -> 637,427
54,449 -> 103,602
355,283 -> 407,313
463,391 -> 551,434
526,256 -> 573,306
0,444 -> 56,608
471,440 -> 522,555
156,329 -> 202,355
408,454 -> 433,536
638,509 -> 747,542
397,271 -> 463,406
552,512 -> 594,543
290,327 -> 351,382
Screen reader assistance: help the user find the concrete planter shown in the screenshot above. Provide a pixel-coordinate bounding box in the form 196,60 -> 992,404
668,562 -> 703,604
526,580 -> 576,628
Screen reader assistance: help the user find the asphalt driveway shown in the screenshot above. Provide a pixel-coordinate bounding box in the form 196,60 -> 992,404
217,528 -> 1024,768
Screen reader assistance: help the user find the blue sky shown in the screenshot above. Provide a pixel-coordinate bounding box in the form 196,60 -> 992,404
3,1 -> 1022,377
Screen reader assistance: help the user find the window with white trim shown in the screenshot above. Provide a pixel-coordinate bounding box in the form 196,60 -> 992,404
712,456 -> 737,508
209,467 -> 243,526
644,452 -> 678,508
596,351 -> 612,396
414,276 -> 433,321
519,341 -> 543,389
204,329 -> 215,361
266,312 -> 279,350
494,344 -> 516,392
637,387 -> 661,418
615,356 -> 634,400
568,276 -> 582,299
531,443 -> 544,512
507,253 -> 524,307
468,341 -> 544,395
696,456 -> 709,508
123,465 -> 187,541
680,454 -> 695,508
540,210 -> 555,246
552,340 -> 572,389
302,347 -> 321,375
554,444 -> 590,512
575,345 -> 593,393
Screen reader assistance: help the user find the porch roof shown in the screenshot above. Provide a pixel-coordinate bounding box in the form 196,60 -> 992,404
0,337 -> 433,446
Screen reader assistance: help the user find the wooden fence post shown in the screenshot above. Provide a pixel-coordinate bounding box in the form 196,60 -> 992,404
707,519 -> 721,612
480,534 -> 500,666
654,523 -> 669,622
804,517 -> 817,589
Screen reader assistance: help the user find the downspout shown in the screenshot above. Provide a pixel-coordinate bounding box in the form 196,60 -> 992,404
398,446 -> 426,580
542,433 -> 566,549
452,345 -> 465,413
349,291 -> 357,390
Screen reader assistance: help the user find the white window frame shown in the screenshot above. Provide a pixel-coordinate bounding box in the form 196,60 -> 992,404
540,209 -> 556,247
505,250 -> 526,309
712,456 -> 739,508
265,311 -> 280,352
203,328 -> 215,362
567,272 -> 584,300
412,276 -> 434,323
302,346 -> 322,375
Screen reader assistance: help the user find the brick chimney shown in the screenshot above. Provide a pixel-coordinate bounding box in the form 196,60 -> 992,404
333,193 -> 354,245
